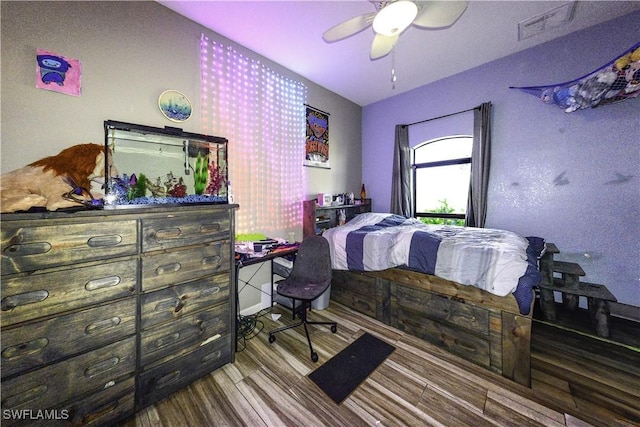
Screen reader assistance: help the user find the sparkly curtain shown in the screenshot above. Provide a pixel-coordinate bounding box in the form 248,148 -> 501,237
200,35 -> 307,233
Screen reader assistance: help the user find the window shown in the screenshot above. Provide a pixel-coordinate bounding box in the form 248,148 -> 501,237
412,135 -> 472,226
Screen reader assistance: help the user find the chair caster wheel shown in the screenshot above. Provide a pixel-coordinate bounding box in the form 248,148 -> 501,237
331,325 -> 337,333
269,334 -> 276,343
311,352 -> 318,362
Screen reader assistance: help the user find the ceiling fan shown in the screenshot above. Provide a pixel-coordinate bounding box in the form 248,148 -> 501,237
322,0 -> 469,60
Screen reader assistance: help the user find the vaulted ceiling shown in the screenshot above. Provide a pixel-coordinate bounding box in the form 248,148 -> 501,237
158,1 -> 640,106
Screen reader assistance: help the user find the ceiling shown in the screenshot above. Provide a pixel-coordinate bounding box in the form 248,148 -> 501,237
158,1 -> 640,106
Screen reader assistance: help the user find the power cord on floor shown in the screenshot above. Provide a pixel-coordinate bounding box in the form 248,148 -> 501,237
236,308 -> 273,352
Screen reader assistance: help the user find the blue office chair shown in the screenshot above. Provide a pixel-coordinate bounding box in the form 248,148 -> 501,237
268,235 -> 337,362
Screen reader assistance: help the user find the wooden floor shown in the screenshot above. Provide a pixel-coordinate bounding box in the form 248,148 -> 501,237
119,302 -> 640,427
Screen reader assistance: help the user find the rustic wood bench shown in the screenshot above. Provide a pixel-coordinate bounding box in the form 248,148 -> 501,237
538,275 -> 617,338
552,260 -> 586,311
537,245 -> 617,338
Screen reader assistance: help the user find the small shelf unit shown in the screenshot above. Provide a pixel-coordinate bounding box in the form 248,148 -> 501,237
303,198 -> 371,238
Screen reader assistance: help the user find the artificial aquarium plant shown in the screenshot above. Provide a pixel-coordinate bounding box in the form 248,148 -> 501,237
128,173 -> 147,200
206,162 -> 225,195
194,152 -> 208,195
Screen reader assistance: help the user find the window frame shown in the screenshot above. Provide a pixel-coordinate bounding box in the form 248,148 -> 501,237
411,135 -> 472,223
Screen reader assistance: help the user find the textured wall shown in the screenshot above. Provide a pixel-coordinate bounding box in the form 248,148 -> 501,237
1,1 -> 362,312
362,12 -> 640,307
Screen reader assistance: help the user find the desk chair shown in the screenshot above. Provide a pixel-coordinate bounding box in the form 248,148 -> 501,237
268,235 -> 337,362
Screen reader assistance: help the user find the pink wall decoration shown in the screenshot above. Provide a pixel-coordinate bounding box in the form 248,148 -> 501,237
35,49 -> 82,96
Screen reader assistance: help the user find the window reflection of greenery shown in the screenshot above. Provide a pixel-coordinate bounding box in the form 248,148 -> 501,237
418,199 -> 465,226
413,136 -> 472,226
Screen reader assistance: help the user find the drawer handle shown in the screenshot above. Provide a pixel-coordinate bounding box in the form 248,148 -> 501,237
87,235 -> 123,247
156,263 -> 181,275
199,287 -> 221,298
1,290 -> 49,311
85,317 -> 122,334
3,242 -> 52,257
2,384 -> 48,408
155,228 -> 182,239
201,255 -> 221,266
156,370 -> 181,389
201,349 -> 222,363
153,332 -> 181,349
85,275 -> 122,291
200,223 -> 221,233
2,338 -> 49,360
82,401 -> 119,425
84,356 -> 120,378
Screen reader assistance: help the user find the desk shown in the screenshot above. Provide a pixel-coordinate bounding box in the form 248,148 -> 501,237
235,245 -> 298,350
235,245 -> 298,269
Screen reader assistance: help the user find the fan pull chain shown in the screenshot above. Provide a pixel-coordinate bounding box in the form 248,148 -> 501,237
391,49 -> 397,90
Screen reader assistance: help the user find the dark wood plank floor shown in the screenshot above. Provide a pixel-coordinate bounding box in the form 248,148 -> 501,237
120,302 -> 640,427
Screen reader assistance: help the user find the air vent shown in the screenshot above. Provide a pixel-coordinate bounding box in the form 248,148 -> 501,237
518,1 -> 576,41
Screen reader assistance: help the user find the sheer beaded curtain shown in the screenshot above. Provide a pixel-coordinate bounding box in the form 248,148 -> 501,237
200,35 -> 307,233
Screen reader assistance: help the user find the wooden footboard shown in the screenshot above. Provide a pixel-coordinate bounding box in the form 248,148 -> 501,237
330,268 -> 533,387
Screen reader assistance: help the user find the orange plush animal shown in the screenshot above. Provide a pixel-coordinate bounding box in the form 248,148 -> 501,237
1,143 -> 111,212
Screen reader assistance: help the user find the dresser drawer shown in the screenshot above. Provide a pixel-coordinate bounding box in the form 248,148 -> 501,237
141,241 -> 231,292
140,273 -> 229,329
1,336 -> 136,412
393,283 -> 490,336
141,211 -> 230,252
137,334 -> 231,408
331,270 -> 390,323
394,308 -> 491,368
2,377 -> 135,427
141,303 -> 230,367
2,297 -> 136,378
62,377 -> 135,427
1,220 -> 137,275
1,259 -> 138,328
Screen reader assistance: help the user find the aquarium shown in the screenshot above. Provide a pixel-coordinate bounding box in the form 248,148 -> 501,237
104,120 -> 228,207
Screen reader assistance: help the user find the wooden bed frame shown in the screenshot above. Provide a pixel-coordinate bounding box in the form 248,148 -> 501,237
330,268 -> 534,387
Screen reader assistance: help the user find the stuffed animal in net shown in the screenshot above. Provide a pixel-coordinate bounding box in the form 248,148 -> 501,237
0,143 -> 112,213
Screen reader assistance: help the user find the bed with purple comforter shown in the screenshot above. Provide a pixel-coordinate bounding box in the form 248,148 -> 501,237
323,213 -> 543,315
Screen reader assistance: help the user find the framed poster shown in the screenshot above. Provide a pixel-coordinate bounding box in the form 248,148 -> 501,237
305,105 -> 330,168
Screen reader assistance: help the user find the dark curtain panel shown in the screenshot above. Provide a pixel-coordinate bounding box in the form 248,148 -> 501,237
465,102 -> 492,228
390,124 -> 413,217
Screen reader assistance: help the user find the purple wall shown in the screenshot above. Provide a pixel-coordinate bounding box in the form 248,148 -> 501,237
362,11 -> 640,307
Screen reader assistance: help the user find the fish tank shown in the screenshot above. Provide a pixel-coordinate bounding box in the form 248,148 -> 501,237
103,120 -> 229,208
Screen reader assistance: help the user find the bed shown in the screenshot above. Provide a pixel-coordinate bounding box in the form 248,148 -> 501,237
323,213 -> 544,386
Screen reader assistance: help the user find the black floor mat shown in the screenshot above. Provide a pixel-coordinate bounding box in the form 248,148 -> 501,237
308,332 -> 395,404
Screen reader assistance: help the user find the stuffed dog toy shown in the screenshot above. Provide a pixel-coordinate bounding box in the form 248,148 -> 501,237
1,143 -> 111,212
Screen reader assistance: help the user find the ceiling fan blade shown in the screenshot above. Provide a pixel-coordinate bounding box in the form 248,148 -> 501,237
370,34 -> 399,60
413,1 -> 468,29
323,12 -> 376,43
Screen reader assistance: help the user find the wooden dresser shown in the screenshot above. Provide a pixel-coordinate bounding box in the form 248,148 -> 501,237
1,204 -> 236,425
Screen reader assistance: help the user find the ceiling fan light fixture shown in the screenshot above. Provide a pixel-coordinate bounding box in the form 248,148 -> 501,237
372,1 -> 418,37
